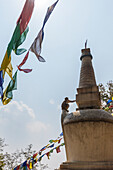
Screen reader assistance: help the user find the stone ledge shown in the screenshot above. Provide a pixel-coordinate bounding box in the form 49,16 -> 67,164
60,161 -> 113,170
63,109 -> 113,125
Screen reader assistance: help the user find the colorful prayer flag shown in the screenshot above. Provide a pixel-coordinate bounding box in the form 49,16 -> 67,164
46,152 -> 50,159
56,146 -> 61,153
1,0 -> 34,78
30,0 -> 59,62
17,0 -> 35,34
30,28 -> 45,62
2,71 -> 17,105
42,0 -> 59,29
107,99 -> 112,104
109,105 -> 113,108
49,144 -> 54,148
60,132 -> 63,136
0,24 -> 28,79
17,51 -> 32,73
58,138 -> 62,144
0,71 -> 4,98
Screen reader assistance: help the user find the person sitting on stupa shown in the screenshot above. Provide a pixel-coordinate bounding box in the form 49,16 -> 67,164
61,97 -> 76,112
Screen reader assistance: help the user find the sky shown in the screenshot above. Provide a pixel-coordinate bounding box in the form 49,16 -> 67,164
0,0 -> 113,169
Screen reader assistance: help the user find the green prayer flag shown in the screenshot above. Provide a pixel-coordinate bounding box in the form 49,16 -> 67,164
14,48 -> 27,55
49,140 -> 53,143
6,70 -> 18,99
7,24 -> 28,58
50,149 -> 54,153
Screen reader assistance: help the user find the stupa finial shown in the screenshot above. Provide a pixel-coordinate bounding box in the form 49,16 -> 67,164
85,39 -> 88,49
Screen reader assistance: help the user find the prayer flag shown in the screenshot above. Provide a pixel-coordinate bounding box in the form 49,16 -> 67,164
1,0 -> 34,78
58,138 -> 62,144
109,105 -> 113,108
0,25 -> 28,79
40,146 -> 46,151
2,71 -> 17,105
60,132 -> 63,136
61,143 -> 65,146
104,107 -> 109,111
30,28 -> 45,62
30,0 -> 59,62
33,152 -> 38,159
17,0 -> 35,34
0,52 -> 12,79
107,99 -> 112,104
56,146 -> 61,153
17,51 -> 32,73
42,0 -> 59,28
50,149 -> 54,153
46,152 -> 50,159
49,144 -> 54,148
29,161 -> 32,169
0,71 -> 4,98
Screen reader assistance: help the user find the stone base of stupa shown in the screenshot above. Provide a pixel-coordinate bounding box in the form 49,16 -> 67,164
60,109 -> 113,170
60,161 -> 113,169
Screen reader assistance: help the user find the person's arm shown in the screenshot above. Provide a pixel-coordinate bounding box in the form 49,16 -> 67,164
68,99 -> 76,103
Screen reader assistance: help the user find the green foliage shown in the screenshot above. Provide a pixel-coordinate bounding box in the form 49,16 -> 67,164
99,80 -> 113,111
0,138 -> 48,170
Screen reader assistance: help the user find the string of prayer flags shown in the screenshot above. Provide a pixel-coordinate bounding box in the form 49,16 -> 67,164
17,0 -> 59,73
0,25 -> 29,79
107,99 -> 112,104
2,70 -> 18,105
29,0 -> 59,62
0,0 -> 34,79
13,142 -> 64,168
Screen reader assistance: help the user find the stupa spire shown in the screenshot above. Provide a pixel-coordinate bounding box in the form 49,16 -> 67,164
76,47 -> 101,110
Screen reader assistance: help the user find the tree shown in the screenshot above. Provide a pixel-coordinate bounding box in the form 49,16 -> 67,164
0,138 -> 6,170
99,80 -> 113,112
0,138 -> 48,170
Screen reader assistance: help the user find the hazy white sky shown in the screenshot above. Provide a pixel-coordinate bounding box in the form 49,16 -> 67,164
0,0 -> 113,169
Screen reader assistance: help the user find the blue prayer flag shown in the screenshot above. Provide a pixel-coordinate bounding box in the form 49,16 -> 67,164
0,71 -> 4,98
60,132 -> 63,136
107,99 -> 112,104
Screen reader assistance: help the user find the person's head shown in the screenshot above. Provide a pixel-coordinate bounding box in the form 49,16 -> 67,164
65,97 -> 69,101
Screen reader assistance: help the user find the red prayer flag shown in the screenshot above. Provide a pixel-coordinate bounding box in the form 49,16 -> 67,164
58,138 -> 62,144
109,105 -> 113,108
16,165 -> 20,170
17,51 -> 32,73
46,152 -> 50,159
56,146 -> 61,153
17,0 -> 35,34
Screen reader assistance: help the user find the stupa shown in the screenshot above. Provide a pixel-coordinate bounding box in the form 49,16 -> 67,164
60,46 -> 113,170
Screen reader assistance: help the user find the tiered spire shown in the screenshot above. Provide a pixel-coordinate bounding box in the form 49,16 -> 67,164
76,47 -> 101,110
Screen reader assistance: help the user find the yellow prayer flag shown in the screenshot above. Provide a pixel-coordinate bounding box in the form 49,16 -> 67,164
0,52 -> 13,80
2,88 -> 11,105
29,161 -> 32,169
